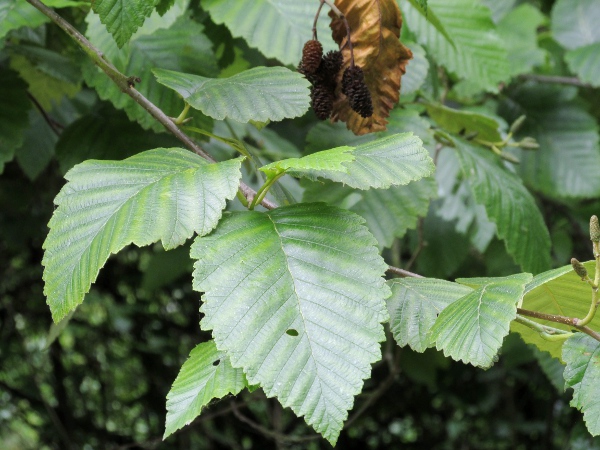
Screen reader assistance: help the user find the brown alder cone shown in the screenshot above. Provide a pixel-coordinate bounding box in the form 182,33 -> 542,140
329,0 -> 413,135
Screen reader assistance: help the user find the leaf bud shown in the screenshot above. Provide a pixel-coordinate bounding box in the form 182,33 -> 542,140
591,216 -> 600,242
571,258 -> 588,279
519,137 -> 539,150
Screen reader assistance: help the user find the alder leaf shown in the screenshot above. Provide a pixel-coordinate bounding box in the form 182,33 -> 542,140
164,340 -> 246,438
387,278 -> 473,352
154,67 -> 310,123
565,43 -> 600,88
0,0 -> 48,40
43,149 -> 242,322
453,137 -> 551,274
563,334 -> 600,436
430,274 -> 532,368
0,68 -> 30,173
92,0 -> 158,48
191,203 -> 390,444
426,103 -> 502,142
260,146 -> 354,176
512,261 -> 599,360
330,0 -> 413,135
293,133 -> 433,189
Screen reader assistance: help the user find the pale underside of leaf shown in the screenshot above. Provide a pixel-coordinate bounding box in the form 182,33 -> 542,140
430,274 -> 532,368
562,333 -> 600,435
43,149 -> 242,321
153,67 -> 311,123
260,146 -> 354,176
164,340 -> 246,438
191,203 -> 390,444
387,278 -> 473,352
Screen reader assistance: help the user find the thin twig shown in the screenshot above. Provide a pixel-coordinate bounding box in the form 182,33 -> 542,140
387,265 -> 424,278
27,92 -> 63,135
517,307 -> 600,342
312,0 -> 325,40
25,0 -> 275,210
519,74 -> 593,88
321,0 -> 355,66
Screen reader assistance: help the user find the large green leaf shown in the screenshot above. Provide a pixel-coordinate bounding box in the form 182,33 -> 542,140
565,43 -> 600,88
399,0 -> 509,92
430,274 -> 532,368
387,278 -> 473,352
512,261 -> 598,359
426,104 -> 502,142
43,148 -> 242,321
153,67 -> 311,123
83,9 -> 217,132
454,138 -> 551,273
496,4 -> 546,77
164,340 -> 246,438
552,0 -> 600,50
503,84 -> 600,199
295,134 -> 434,190
401,41 -> 430,96
0,0 -> 48,40
260,146 -> 354,177
0,68 -> 30,173
92,0 -> 158,48
201,0 -> 336,66
191,203 -> 390,444
563,334 -> 600,436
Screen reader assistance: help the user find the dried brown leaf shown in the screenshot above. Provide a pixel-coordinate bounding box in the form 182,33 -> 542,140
330,0 -> 412,135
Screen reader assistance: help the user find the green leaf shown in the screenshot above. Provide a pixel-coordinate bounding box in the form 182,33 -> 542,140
154,67 -> 310,123
295,134 -> 434,190
191,203 -> 390,444
387,278 -> 473,352
44,0 -> 89,6
503,84 -> 600,199
512,261 -> 598,359
402,41 -> 430,96
399,0 -> 509,92
426,103 -> 502,142
430,274 -> 532,368
496,4 -> 546,77
0,68 -> 30,173
0,0 -> 48,40
43,149 -> 242,322
260,146 -> 354,177
405,0 -> 454,48
565,43 -> 600,88
164,340 -> 246,438
15,110 -> 57,180
55,107 -> 180,173
202,0 -> 336,66
552,0 -> 600,50
83,11 -> 217,132
563,334 -> 600,436
453,138 -> 551,274
303,178 -> 436,249
92,0 -> 158,48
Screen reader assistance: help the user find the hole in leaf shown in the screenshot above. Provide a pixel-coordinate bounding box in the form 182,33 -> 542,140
212,360 -> 220,366
286,329 -> 299,337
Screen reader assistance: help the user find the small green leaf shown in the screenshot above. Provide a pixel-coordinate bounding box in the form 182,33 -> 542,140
153,67 -> 311,123
565,43 -> 600,88
563,334 -> 600,436
512,261 -> 598,359
296,134 -> 434,190
92,0 -> 158,48
260,146 -> 354,177
0,68 -> 30,173
15,110 -> 57,180
430,274 -> 532,368
454,138 -> 551,273
191,203 -> 390,444
552,0 -> 600,50
387,278 -> 473,352
164,340 -> 246,439
399,0 -> 509,92
202,0 -> 336,65
43,149 -> 242,322
402,42 -> 430,96
426,103 -> 502,142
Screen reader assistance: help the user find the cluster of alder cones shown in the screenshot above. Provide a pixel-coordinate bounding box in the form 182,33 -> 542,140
298,39 -> 373,120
